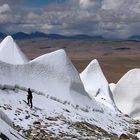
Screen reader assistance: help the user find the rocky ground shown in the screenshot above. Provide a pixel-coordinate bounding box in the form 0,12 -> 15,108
13,117 -> 139,140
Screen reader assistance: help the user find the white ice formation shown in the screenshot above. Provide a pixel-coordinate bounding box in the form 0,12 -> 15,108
113,69 -> 140,119
0,36 -> 29,64
80,59 -> 115,108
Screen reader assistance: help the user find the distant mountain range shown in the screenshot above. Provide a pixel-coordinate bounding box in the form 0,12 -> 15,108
128,35 -> 140,41
0,32 -> 106,40
0,32 -> 140,41
12,32 -> 106,40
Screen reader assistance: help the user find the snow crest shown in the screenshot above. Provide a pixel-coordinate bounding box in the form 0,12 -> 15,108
80,59 -> 115,108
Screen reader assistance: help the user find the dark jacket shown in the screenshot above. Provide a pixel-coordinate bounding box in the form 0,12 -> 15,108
28,89 -> 32,99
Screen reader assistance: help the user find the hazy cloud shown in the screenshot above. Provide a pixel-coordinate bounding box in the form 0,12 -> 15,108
0,4 -> 11,14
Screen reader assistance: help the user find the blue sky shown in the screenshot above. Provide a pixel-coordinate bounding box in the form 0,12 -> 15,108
0,0 -> 140,38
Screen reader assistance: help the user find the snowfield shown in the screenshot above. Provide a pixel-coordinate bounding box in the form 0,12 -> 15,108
0,118 -> 26,140
0,36 -> 139,139
0,85 -> 137,139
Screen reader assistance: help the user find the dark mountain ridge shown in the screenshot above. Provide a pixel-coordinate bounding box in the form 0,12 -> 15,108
0,32 -> 140,41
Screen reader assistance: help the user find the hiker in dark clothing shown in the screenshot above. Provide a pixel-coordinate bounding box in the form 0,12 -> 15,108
27,88 -> 33,108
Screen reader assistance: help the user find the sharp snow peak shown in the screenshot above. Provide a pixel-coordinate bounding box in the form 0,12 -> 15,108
80,59 -> 115,108
0,36 -> 29,64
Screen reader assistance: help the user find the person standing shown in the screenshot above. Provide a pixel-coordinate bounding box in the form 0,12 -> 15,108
27,88 -> 33,108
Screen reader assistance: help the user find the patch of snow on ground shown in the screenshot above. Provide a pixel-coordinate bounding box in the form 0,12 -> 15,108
0,117 -> 25,140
